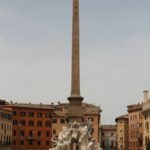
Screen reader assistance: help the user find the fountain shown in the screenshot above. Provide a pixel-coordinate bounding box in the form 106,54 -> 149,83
49,120 -> 100,150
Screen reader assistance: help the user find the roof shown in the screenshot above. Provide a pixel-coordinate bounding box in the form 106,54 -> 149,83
0,107 -> 12,113
0,100 -> 101,115
127,103 -> 142,112
101,125 -> 116,130
115,114 -> 128,122
5,103 -> 54,110
51,102 -> 101,116
83,104 -> 101,114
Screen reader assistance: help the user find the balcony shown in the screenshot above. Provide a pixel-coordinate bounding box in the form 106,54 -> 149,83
25,136 -> 38,140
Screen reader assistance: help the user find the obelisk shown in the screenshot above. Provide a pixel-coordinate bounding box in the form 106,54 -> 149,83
68,0 -> 84,122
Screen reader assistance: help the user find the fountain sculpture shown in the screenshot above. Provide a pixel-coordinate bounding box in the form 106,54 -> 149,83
49,120 -> 100,150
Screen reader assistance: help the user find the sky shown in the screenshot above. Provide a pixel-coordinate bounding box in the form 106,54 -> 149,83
0,0 -> 150,124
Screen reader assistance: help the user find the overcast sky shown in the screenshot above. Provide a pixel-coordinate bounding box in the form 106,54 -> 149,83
0,0 -> 150,124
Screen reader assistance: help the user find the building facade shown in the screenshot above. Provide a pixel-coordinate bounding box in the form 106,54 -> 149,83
4,103 -> 54,150
127,103 -> 144,150
115,114 -> 128,150
142,90 -> 150,150
0,106 -> 12,150
100,125 -> 117,150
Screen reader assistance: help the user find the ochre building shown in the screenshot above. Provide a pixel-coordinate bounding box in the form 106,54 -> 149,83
127,103 -> 144,150
142,90 -> 150,150
115,114 -> 128,150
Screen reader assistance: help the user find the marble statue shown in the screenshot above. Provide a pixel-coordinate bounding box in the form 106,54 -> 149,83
49,120 -> 99,150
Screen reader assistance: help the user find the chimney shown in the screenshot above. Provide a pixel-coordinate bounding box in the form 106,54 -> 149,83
143,90 -> 149,102
51,102 -> 54,107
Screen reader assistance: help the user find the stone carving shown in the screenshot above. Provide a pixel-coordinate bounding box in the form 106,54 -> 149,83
49,120 -> 99,150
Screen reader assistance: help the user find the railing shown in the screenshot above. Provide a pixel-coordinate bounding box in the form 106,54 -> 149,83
24,136 -> 38,140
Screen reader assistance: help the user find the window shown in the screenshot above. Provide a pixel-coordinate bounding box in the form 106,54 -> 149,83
145,122 -> 149,131
29,121 -> 34,126
53,130 -> 56,134
52,119 -> 57,123
29,131 -> 33,137
88,117 -> 94,122
1,123 -> 3,129
46,141 -> 50,145
13,120 -> 18,125
13,130 -> 16,136
19,130 -> 24,137
37,131 -> 41,137
60,118 -> 65,124
8,136 -> 11,143
45,113 -> 51,118
111,133 -> 114,136
46,131 -> 50,137
20,140 -> 24,145
29,112 -> 34,117
29,140 -> 33,145
37,141 -> 41,145
102,132 -> 104,136
20,120 -> 26,126
119,121 -> 122,124
8,114 -> 12,120
37,112 -> 42,118
45,121 -> 51,127
7,124 -> 9,130
13,111 -> 16,116
131,132 -> 133,138
139,114 -> 142,119
37,121 -> 42,126
1,113 -> 4,119
20,112 -> 26,117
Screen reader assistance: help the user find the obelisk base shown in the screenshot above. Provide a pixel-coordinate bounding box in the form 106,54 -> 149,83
67,96 -> 84,122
